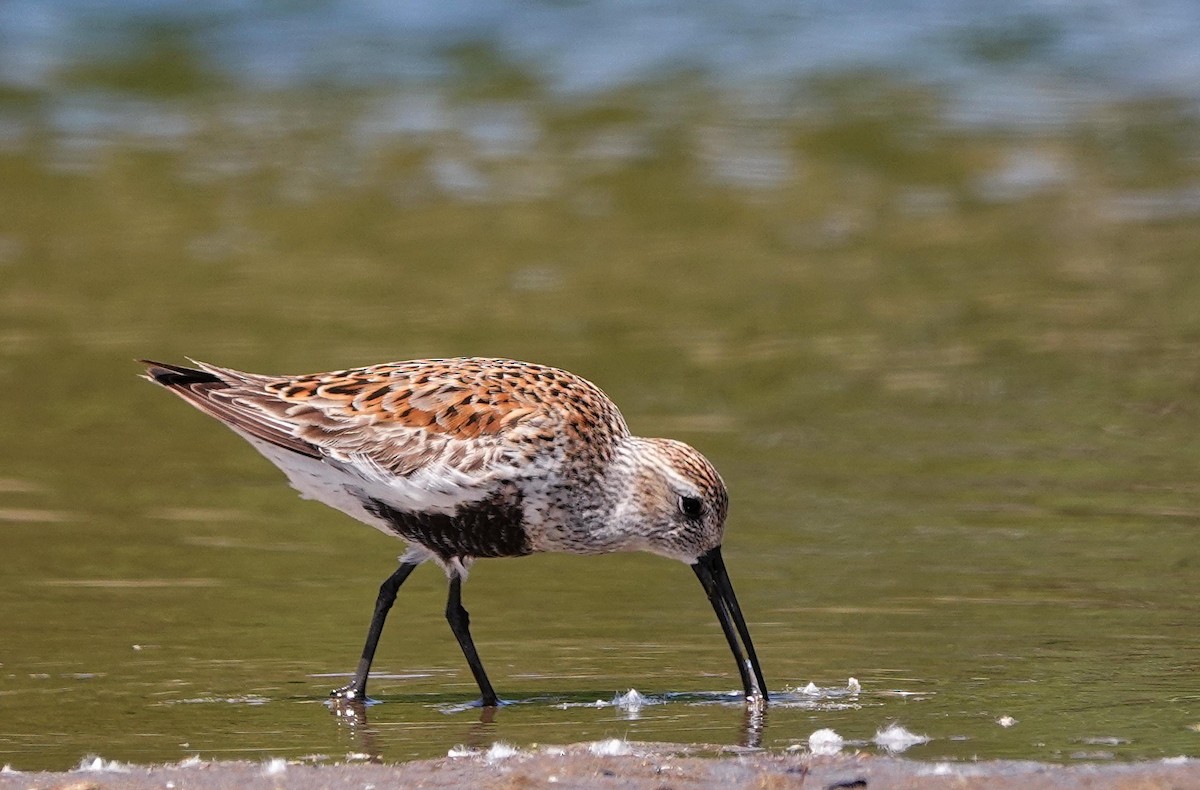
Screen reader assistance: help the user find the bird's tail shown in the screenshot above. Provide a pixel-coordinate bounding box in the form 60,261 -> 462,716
139,359 -> 320,459
140,359 -> 222,388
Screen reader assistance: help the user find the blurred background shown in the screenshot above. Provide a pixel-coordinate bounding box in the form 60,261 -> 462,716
1,0 -> 1199,771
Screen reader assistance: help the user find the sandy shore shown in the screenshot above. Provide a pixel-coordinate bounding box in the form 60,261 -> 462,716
2,742 -> 1196,790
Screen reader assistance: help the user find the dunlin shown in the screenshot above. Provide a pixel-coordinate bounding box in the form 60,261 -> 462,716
142,357 -> 767,706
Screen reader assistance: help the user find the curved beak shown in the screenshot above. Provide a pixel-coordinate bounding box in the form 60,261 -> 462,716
691,546 -> 768,702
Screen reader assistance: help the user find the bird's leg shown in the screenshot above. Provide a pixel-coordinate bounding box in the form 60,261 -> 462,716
445,571 -> 500,707
331,561 -> 419,701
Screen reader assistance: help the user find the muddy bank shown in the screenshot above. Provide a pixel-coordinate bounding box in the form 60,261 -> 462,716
2,743 -> 1195,790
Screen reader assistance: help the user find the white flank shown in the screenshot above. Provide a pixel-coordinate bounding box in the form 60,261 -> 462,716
241,434 -> 507,538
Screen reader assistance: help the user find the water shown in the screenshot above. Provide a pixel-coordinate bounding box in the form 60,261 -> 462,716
2,0 -> 1200,773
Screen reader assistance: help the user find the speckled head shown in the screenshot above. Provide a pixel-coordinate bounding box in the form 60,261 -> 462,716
619,437 -> 730,564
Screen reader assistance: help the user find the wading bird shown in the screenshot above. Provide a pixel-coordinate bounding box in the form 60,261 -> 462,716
142,357 -> 767,706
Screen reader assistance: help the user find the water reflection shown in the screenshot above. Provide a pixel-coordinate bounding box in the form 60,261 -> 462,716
329,698 -> 497,762
2,0 -> 1200,774
327,680 -> 887,757
742,702 -> 765,749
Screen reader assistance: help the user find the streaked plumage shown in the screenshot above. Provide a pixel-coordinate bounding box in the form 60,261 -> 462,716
142,357 -> 766,706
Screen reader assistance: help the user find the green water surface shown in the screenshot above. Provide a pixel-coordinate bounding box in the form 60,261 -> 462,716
0,76 -> 1198,769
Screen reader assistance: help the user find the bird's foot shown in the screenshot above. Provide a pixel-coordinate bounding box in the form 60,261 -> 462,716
330,682 -> 367,702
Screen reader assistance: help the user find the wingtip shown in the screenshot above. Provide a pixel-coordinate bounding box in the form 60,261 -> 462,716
139,359 -> 221,387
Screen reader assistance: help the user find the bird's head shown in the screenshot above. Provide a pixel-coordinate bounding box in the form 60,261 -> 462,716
616,437 -> 729,563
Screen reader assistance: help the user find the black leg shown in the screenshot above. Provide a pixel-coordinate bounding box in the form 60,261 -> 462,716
445,572 -> 500,707
332,561 -> 419,701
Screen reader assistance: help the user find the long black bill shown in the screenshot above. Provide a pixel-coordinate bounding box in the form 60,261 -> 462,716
691,546 -> 768,702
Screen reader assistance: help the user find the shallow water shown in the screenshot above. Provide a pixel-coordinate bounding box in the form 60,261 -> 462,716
2,1 -> 1200,772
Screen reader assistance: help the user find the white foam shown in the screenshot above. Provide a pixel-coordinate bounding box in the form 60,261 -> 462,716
76,756 -> 130,773
447,745 -> 475,758
588,738 -> 631,756
612,688 -> 647,711
262,757 -> 288,775
170,694 -> 270,706
919,763 -> 955,776
0,765 -> 19,774
873,724 -> 930,753
1082,736 -> 1128,746
997,716 -> 1017,728
557,691 -> 660,713
770,679 -> 873,710
808,728 -> 844,755
178,755 -> 203,767
485,742 -> 519,761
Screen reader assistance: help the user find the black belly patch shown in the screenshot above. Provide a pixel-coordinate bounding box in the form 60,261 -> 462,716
363,491 -> 531,561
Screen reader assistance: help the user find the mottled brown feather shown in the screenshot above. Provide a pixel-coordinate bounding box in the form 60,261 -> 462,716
150,358 -> 630,479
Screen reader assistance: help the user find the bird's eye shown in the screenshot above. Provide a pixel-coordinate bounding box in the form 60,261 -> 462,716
679,496 -> 704,519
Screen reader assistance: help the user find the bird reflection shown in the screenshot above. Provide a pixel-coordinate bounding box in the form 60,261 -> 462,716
328,692 -> 765,758
328,699 -> 381,761
742,697 -> 766,748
